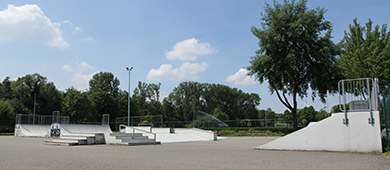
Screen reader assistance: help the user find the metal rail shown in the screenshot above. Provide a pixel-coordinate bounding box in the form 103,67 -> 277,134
338,78 -> 379,126
119,124 -> 157,145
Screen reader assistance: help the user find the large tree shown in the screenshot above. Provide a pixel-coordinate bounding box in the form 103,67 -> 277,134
11,73 -> 62,116
89,72 -> 120,98
338,18 -> 390,94
247,0 -> 341,130
62,87 -> 94,123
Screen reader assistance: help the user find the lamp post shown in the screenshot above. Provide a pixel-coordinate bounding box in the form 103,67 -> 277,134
126,66 -> 133,126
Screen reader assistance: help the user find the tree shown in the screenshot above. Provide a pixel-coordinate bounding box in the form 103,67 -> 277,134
258,108 -> 276,127
0,99 -> 14,120
247,0 -> 340,130
62,87 -> 93,123
167,81 -> 205,121
202,83 -> 260,120
131,81 -> 163,117
12,73 -> 47,114
38,82 -> 62,115
89,72 -> 120,98
0,77 -> 13,100
90,91 -> 116,122
338,18 -> 390,94
212,108 -> 229,121
10,73 -> 63,115
166,82 -> 261,122
297,106 -> 317,125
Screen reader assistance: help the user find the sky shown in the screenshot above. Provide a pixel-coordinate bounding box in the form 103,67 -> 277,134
0,0 -> 389,113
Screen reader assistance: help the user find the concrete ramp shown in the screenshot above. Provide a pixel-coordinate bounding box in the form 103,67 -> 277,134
120,126 -> 217,144
59,124 -> 112,135
56,124 -> 113,144
257,111 -> 382,153
14,124 -> 51,137
148,128 -> 216,144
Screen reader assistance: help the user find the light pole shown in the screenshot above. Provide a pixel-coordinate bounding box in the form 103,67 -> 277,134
126,66 -> 133,126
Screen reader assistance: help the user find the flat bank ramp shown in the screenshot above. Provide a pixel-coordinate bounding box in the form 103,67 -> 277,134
58,124 -> 114,144
152,128 -> 217,144
59,124 -> 112,135
14,124 -> 51,137
257,111 -> 382,153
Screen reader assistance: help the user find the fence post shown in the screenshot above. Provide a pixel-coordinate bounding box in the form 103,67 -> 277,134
384,87 -> 390,149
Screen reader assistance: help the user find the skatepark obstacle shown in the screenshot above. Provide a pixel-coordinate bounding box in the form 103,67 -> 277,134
257,78 -> 382,153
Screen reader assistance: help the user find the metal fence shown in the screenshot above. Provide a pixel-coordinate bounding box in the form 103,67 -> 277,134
382,86 -> 390,148
15,114 -> 69,125
338,78 -> 380,125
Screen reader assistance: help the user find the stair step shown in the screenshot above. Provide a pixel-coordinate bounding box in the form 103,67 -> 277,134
45,140 -> 79,146
53,138 -> 87,145
62,133 -> 96,137
110,133 -> 143,137
121,138 -> 153,142
127,139 -> 160,146
115,136 -> 149,140
60,136 -> 88,140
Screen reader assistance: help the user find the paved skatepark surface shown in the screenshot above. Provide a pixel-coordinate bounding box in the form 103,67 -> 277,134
1,136 -> 389,169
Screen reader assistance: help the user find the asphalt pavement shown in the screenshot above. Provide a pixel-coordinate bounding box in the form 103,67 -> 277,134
0,136 -> 389,169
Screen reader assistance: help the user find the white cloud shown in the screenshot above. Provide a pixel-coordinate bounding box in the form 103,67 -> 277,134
147,62 -> 209,81
63,20 -> 72,25
165,38 -> 217,61
74,26 -> 82,32
62,62 -> 96,88
62,62 -> 95,73
83,36 -> 92,41
72,72 -> 97,85
77,61 -> 95,72
0,4 -> 68,48
62,64 -> 74,72
226,68 -> 258,85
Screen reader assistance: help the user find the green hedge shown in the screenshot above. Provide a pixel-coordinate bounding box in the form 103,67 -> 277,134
0,120 -> 15,133
199,127 -> 297,136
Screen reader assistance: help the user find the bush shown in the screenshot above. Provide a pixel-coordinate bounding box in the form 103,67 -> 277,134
201,127 -> 296,136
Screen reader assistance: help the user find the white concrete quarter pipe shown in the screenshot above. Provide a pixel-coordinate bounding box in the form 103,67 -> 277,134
14,124 -> 51,137
257,111 -> 382,153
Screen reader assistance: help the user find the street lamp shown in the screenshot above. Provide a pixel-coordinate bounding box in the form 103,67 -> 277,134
126,66 -> 133,126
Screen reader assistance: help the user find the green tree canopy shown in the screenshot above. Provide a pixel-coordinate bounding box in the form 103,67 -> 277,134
166,81 -> 261,121
89,72 -> 120,97
0,99 -> 14,120
247,0 -> 341,130
11,73 -> 62,115
338,18 -> 390,94
62,87 -> 93,123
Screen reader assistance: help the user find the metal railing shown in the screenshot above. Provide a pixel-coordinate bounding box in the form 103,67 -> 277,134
15,114 -> 69,125
119,124 -> 157,145
382,85 -> 390,149
338,78 -> 379,125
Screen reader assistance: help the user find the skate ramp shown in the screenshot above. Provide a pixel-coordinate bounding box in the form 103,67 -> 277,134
257,111 -> 382,152
152,128 -> 217,144
56,124 -> 115,144
58,124 -> 112,135
122,127 -> 217,144
14,124 -> 51,137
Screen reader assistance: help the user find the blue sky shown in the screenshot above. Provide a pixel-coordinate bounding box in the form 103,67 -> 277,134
0,0 -> 389,113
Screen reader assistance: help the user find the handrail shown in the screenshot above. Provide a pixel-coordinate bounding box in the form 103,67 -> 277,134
338,78 -> 379,125
119,124 -> 156,145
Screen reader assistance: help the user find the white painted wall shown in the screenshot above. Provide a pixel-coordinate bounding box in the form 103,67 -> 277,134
257,111 -> 382,153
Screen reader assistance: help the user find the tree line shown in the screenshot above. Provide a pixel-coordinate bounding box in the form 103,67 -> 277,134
0,72 -> 263,125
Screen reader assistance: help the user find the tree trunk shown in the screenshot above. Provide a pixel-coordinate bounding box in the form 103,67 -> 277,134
292,90 -> 298,131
